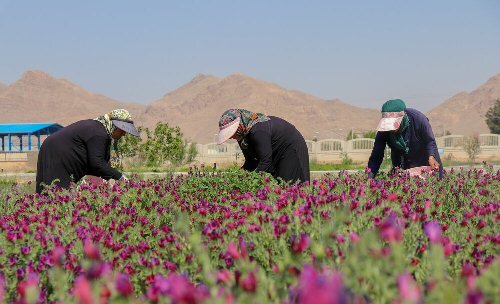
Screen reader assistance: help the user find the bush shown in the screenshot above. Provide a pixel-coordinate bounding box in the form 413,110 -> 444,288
485,99 -> 500,134
462,135 -> 481,162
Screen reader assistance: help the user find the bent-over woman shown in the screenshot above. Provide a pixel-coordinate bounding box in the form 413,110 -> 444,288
36,109 -> 140,193
217,109 -> 310,183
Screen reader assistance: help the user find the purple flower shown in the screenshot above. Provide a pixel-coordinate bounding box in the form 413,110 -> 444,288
0,272 -> 5,304
115,273 -> 133,296
293,265 -> 346,304
20,246 -> 31,255
379,212 -> 404,243
423,220 -> 442,244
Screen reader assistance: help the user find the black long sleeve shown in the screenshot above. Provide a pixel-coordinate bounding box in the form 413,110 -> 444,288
248,129 -> 274,174
368,132 -> 387,177
241,144 -> 258,171
86,135 -> 122,180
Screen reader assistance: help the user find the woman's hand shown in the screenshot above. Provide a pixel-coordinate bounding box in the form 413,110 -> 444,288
428,156 -> 440,170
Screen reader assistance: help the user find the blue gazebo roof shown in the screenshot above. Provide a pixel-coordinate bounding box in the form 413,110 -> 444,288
0,123 -> 63,135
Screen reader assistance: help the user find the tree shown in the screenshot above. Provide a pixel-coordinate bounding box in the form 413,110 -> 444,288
485,99 -> 500,134
184,141 -> 198,163
462,135 -> 481,163
141,123 -> 187,166
117,127 -> 143,158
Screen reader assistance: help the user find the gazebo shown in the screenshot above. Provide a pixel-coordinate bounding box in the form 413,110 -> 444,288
0,123 -> 63,152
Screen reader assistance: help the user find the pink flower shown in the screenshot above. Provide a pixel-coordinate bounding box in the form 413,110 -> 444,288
20,246 -> 31,255
291,234 -> 311,254
216,269 -> 232,284
227,242 -> 240,260
294,265 -> 346,304
51,246 -> 66,266
461,261 -> 475,278
423,220 -> 442,244
379,212 -> 403,243
240,271 -> 257,293
397,273 -> 421,303
0,273 -> 5,304
115,273 -> 133,296
73,276 -> 94,304
349,232 -> 360,244
83,240 -> 101,260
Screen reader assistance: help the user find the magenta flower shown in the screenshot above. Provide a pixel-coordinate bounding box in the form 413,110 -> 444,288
291,234 -> 311,254
349,232 -> 360,244
115,273 -> 133,296
379,212 -> 404,243
397,273 -> 421,303
73,276 -> 94,304
83,240 -> 101,260
423,220 -> 442,244
293,265 -> 346,304
216,269 -> 232,284
0,273 -> 5,304
20,246 -> 31,255
240,271 -> 257,293
226,242 -> 240,260
51,246 -> 66,266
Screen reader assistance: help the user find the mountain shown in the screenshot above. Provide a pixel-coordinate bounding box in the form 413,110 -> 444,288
2,69 -> 498,143
0,82 -> 7,94
0,70 -> 143,126
427,74 -> 500,135
140,73 -> 381,143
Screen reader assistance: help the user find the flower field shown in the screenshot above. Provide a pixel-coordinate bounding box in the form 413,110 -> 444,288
0,166 -> 499,303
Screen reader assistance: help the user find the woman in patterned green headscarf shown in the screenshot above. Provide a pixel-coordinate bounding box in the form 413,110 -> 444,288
367,99 -> 443,178
217,108 -> 310,183
36,109 -> 140,193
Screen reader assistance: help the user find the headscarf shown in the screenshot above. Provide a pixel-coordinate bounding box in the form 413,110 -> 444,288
94,109 -> 133,168
381,99 -> 410,154
218,109 -> 270,149
219,109 -> 270,137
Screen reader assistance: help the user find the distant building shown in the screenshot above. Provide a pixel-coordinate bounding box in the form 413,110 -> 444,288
0,123 -> 63,152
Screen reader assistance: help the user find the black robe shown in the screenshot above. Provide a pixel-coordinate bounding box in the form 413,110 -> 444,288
368,108 -> 443,178
36,120 -> 122,193
239,116 -> 310,183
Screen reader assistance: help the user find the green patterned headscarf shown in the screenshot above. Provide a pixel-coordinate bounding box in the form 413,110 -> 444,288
381,99 -> 410,154
218,109 -> 270,137
94,109 -> 133,168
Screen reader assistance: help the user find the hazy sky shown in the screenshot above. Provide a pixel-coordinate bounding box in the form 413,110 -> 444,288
1,1 -> 499,111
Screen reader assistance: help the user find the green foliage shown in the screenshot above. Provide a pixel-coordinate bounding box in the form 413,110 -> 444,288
462,135 -> 481,162
139,123 -> 189,166
363,130 -> 377,139
340,151 -> 353,165
116,124 -> 197,168
1,165 -> 499,302
117,127 -> 143,158
346,130 -> 358,140
184,141 -> 198,163
485,99 -> 500,134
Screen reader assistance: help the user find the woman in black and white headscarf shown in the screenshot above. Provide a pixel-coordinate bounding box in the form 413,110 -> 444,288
36,109 -> 140,193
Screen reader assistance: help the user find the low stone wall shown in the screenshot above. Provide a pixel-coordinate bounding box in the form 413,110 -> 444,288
0,152 -> 38,172
195,134 -> 500,165
2,135 -> 499,171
